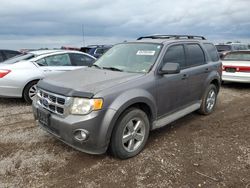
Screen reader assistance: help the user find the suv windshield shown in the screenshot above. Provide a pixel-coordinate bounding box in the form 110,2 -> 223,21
3,53 -> 35,64
94,43 -> 162,73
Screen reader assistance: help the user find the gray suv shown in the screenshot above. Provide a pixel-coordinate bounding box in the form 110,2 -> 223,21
33,35 -> 222,159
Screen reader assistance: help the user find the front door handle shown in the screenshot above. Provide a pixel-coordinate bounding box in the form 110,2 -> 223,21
204,68 -> 210,73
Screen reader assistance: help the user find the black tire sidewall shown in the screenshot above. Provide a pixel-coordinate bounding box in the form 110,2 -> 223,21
201,84 -> 218,115
110,108 -> 150,159
23,81 -> 38,104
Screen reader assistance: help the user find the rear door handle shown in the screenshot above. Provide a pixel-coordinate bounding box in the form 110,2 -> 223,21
181,74 -> 189,80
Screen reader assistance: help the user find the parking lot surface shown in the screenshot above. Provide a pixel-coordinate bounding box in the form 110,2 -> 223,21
0,83 -> 250,188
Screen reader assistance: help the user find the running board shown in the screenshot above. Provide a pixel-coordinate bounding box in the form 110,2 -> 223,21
152,102 -> 201,130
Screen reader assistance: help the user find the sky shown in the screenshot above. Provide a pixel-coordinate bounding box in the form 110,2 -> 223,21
0,0 -> 250,49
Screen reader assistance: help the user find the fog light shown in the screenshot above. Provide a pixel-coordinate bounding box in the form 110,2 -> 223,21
74,129 -> 89,142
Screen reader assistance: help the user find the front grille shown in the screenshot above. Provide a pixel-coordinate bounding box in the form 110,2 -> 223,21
37,89 -> 67,116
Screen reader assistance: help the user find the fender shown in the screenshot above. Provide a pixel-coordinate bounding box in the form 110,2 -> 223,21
100,88 -> 157,147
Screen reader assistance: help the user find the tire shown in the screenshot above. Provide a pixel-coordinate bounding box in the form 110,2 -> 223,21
23,80 -> 38,104
109,108 -> 150,159
198,84 -> 218,115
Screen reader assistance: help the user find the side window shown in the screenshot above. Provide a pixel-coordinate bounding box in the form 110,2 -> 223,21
4,51 -> 20,59
69,53 -> 94,66
163,45 -> 186,68
36,58 -> 47,66
0,53 -> 4,62
203,43 -> 219,62
186,44 -> 205,67
95,48 -> 105,55
44,54 -> 71,66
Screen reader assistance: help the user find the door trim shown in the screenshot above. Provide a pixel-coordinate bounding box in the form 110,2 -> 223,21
152,101 -> 201,130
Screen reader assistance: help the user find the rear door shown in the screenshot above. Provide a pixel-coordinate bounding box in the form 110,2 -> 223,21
156,44 -> 189,117
184,43 -> 211,103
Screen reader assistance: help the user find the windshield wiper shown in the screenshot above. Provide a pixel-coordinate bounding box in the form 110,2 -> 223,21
102,67 -> 123,72
91,64 -> 102,69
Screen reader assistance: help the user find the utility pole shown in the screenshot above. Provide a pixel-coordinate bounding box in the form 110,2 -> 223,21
82,24 -> 85,47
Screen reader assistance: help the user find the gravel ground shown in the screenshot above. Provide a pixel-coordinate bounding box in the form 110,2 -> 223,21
0,83 -> 249,188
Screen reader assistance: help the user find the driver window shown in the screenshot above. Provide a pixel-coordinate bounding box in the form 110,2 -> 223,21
163,45 -> 186,68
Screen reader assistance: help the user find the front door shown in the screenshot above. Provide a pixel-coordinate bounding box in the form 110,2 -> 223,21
156,44 -> 189,118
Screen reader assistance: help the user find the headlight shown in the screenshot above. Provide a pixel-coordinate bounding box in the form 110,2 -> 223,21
70,98 -> 103,115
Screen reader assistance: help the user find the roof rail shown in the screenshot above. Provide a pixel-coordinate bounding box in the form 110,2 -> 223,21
137,35 -> 206,40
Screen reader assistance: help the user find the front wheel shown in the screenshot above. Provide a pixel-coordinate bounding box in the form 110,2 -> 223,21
23,80 -> 38,104
109,108 -> 150,159
198,84 -> 218,115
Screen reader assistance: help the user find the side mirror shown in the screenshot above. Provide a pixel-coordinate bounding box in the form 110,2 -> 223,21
159,63 -> 180,74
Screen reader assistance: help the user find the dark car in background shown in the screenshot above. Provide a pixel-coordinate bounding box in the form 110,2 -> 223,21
0,49 -> 22,62
215,43 -> 249,58
81,45 -> 112,58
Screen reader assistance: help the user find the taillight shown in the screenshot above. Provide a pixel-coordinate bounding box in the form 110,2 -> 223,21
222,65 -> 225,71
0,69 -> 11,78
223,66 -> 250,72
237,66 -> 250,72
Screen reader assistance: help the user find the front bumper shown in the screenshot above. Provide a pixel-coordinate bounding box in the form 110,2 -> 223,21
222,72 -> 250,83
33,102 -> 117,154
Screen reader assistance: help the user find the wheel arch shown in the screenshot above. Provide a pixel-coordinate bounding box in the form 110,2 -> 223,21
102,89 -> 157,150
22,78 -> 41,97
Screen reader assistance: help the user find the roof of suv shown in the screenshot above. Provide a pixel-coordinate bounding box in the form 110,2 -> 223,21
133,34 -> 209,44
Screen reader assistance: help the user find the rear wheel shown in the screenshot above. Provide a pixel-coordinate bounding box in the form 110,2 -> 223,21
23,80 -> 38,104
109,108 -> 150,159
198,84 -> 218,115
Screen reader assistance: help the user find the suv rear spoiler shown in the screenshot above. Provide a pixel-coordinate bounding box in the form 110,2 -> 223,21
137,35 -> 206,40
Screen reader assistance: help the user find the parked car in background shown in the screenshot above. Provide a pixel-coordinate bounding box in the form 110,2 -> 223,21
0,49 -> 22,62
215,43 -> 249,58
81,45 -> 113,58
33,35 -> 221,159
0,50 -> 96,103
222,51 -> 250,83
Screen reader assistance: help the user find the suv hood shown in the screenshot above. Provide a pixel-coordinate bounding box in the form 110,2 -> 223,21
38,67 -> 144,98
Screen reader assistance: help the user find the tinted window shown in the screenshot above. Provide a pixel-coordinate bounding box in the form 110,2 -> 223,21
0,53 -> 4,62
44,54 -> 71,66
204,43 -> 219,62
186,44 -> 205,67
69,53 -> 94,66
2,53 -> 35,64
163,45 -> 186,68
4,50 -> 21,59
95,48 -> 105,55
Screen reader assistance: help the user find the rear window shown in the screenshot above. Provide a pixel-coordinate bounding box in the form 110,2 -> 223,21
223,52 -> 250,61
215,45 -> 231,52
4,50 -> 21,59
231,44 -> 249,51
3,53 -> 35,64
204,43 -> 219,62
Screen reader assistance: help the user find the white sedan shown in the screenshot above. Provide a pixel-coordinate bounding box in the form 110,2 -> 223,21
0,50 -> 96,103
222,51 -> 250,83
